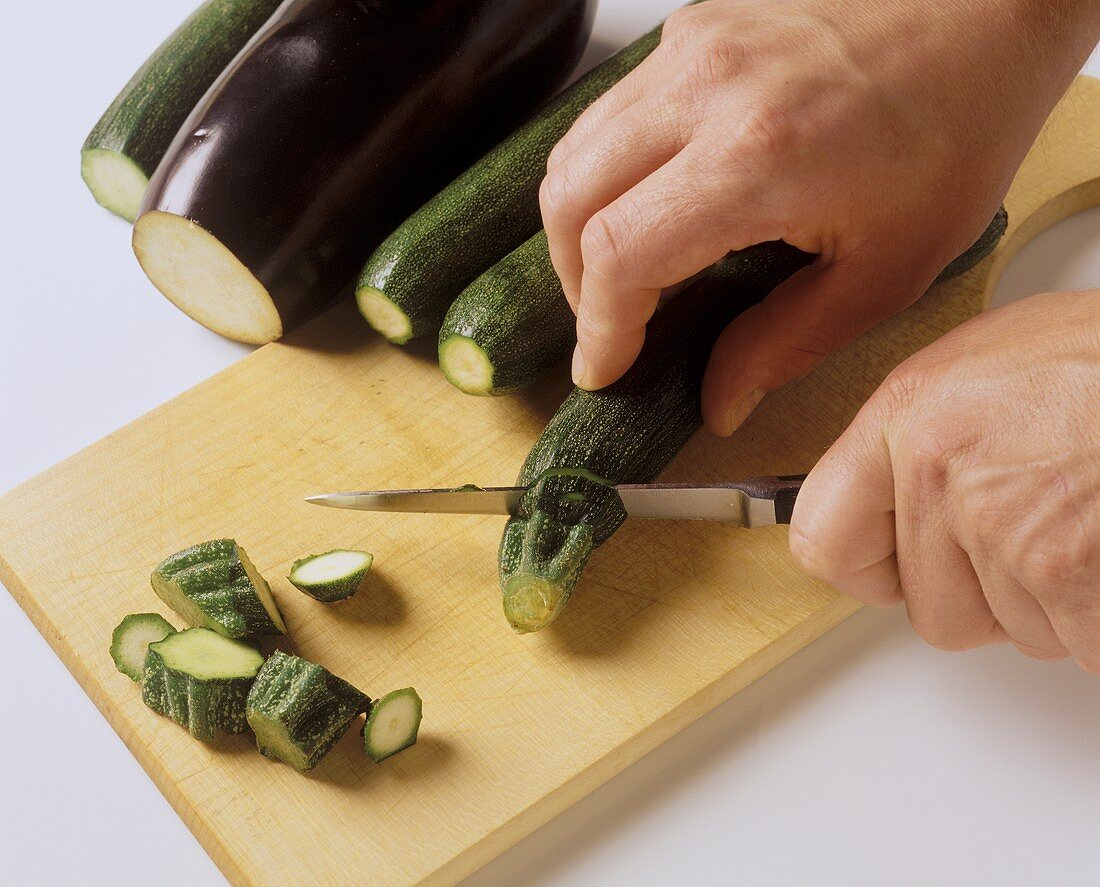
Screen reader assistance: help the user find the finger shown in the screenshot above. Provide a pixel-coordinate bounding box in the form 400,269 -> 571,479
701,258 -> 926,437
572,140 -> 780,389
789,404 -> 902,606
967,553 -> 1068,660
542,99 -> 689,309
895,482 -> 1007,651
547,49 -> 672,173
1045,603 -> 1100,674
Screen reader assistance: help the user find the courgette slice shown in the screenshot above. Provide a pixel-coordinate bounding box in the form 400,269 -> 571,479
151,539 -> 287,639
110,613 -> 177,682
81,0 -> 283,221
246,651 -> 370,772
499,209 -> 1009,632
141,628 -> 264,741
288,549 -> 373,603
356,18 -> 668,344
363,688 -> 423,763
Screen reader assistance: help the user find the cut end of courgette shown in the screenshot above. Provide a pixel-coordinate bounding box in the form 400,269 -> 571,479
357,286 -> 413,344
364,688 -> 422,762
502,575 -> 571,634
133,210 -> 282,345
249,712 -> 312,771
438,334 -> 496,395
110,613 -> 176,681
80,148 -> 149,223
289,549 -> 373,603
237,544 -> 288,634
149,627 -> 264,681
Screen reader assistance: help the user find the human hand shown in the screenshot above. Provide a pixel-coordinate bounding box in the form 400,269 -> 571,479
789,290 -> 1100,671
541,0 -> 1099,433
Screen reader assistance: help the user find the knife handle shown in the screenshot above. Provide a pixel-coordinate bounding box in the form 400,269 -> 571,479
740,473 -> 806,525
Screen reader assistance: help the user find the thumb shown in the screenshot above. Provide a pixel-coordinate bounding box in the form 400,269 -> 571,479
700,260 -> 919,436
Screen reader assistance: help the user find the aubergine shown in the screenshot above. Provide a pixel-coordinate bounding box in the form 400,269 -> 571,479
132,0 -> 596,345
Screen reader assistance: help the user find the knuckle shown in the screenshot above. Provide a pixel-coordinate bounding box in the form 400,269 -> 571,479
729,99 -> 795,167
787,520 -> 835,583
878,364 -> 925,418
539,169 -> 576,222
1010,526 -> 1092,597
580,211 -> 632,276
912,617 -> 989,653
661,7 -> 713,53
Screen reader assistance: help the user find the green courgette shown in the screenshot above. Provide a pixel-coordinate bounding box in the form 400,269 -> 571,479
110,613 -> 177,681
151,539 -> 287,639
499,209 -> 1009,632
81,0 -> 282,221
363,688 -> 423,763
288,549 -> 373,603
444,208 -> 1011,397
141,627 -> 265,741
356,22 -> 667,344
246,651 -> 370,772
439,230 -> 574,395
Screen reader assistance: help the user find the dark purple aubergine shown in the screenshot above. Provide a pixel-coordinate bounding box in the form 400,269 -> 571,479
132,0 -> 596,344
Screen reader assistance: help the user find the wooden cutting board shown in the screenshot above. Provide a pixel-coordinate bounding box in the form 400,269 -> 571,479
2,76 -> 1097,887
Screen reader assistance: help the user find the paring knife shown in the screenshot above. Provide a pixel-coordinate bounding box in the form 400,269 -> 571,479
306,474 -> 806,529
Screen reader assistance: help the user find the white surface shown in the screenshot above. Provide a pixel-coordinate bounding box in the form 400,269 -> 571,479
0,2 -> 1098,885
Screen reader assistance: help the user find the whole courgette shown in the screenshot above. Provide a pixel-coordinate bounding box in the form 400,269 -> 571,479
356,20 -> 668,344
499,210 -> 1008,633
444,210 -> 1012,397
133,0 -> 596,345
81,0 -> 283,222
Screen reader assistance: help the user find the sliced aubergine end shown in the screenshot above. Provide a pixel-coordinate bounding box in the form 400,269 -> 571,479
438,334 -> 498,396
132,211 -> 283,345
80,148 -> 149,223
356,285 -> 415,344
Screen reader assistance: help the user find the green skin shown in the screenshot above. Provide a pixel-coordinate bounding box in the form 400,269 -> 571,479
81,0 -> 283,220
356,23 -> 666,344
439,230 -> 575,395
246,651 -> 370,772
288,550 -> 373,603
151,539 -> 286,639
448,208 -> 1010,398
499,209 -> 1009,633
141,629 -> 264,741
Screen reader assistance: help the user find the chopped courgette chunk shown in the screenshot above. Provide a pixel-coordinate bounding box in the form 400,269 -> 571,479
110,613 -> 176,681
247,651 -> 370,772
151,539 -> 287,638
141,628 -> 264,741
364,688 -> 423,763
288,549 -> 373,603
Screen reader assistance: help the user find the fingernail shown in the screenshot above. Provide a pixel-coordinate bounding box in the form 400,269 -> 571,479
571,345 -> 589,388
725,388 -> 766,434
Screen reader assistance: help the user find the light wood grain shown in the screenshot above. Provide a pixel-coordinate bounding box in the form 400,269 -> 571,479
1,76 -> 1097,887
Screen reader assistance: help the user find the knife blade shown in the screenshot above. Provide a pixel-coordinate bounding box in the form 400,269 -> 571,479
305,475 -> 805,528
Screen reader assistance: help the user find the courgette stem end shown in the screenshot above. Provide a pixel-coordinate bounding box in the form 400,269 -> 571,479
439,334 -> 497,395
357,286 -> 414,344
80,148 -> 148,222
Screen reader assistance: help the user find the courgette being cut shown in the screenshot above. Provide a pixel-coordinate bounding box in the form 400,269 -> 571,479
151,539 -> 286,639
246,651 -> 370,772
289,549 -> 373,603
110,613 -> 177,681
357,17 -> 670,344
81,0 -> 283,221
141,628 -> 264,741
132,0 -> 596,345
444,208 -> 1012,397
499,210 -> 1009,632
363,688 -> 423,763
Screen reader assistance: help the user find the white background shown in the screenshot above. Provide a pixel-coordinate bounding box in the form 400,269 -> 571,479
1,2 -> 1098,884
